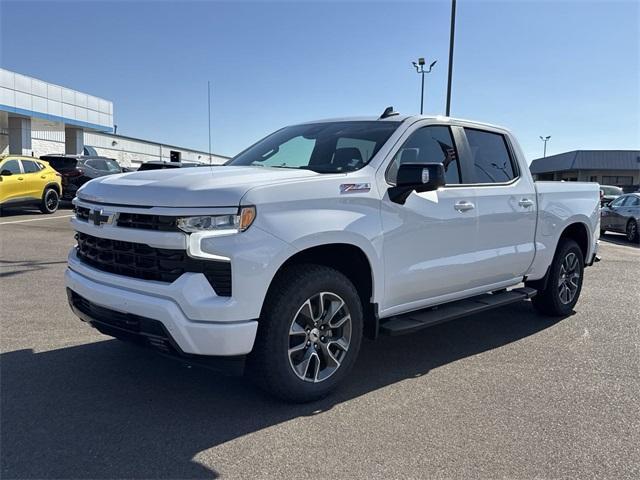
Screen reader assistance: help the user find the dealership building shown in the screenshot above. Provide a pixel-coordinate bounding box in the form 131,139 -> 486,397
529,150 -> 640,191
0,68 -> 228,167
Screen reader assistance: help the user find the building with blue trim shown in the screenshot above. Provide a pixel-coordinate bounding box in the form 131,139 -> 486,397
0,69 -> 228,166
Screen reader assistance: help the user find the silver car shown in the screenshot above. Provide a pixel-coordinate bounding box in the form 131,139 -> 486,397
601,192 -> 640,242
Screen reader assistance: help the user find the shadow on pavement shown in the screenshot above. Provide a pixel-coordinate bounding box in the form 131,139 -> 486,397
0,259 -> 69,278
1,301 -> 562,479
600,233 -> 639,249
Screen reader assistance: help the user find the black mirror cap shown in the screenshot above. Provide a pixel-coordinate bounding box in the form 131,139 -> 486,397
389,162 -> 446,204
0,169 -> 13,176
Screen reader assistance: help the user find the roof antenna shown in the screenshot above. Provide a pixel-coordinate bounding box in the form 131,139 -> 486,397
379,106 -> 399,119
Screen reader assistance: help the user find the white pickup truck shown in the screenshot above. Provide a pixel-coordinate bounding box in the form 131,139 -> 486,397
66,110 -> 600,401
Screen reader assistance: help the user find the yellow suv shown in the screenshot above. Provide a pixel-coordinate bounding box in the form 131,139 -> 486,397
0,155 -> 62,215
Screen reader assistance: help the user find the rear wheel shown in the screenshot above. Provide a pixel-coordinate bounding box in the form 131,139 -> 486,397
626,219 -> 638,243
40,188 -> 59,214
532,238 -> 584,317
249,264 -> 363,402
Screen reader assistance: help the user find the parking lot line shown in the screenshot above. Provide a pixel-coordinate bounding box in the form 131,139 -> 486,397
0,214 -> 74,225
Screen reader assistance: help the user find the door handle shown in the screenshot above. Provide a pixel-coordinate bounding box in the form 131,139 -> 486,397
17,177 -> 24,181
41,175 -> 46,179
519,198 -> 534,208
454,201 -> 475,212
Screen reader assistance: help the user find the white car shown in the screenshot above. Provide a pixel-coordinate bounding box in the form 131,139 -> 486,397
65,110 -> 600,401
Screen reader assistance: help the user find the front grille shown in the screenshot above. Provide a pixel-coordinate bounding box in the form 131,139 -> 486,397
116,212 -> 178,232
75,232 -> 232,296
75,206 -> 90,221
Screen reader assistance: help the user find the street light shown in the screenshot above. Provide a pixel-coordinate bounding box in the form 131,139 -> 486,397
540,135 -> 551,158
412,57 -> 437,114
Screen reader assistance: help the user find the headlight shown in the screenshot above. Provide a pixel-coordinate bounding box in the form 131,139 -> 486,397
177,206 -> 256,234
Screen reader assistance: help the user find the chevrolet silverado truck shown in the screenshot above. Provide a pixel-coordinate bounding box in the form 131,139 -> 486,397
65,110 -> 600,402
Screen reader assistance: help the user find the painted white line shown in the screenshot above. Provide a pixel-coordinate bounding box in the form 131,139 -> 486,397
0,214 -> 74,225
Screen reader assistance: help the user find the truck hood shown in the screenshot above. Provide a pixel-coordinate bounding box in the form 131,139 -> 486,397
76,166 -> 319,207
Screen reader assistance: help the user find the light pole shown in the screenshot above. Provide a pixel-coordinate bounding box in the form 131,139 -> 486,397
412,57 -> 437,114
446,0 -> 457,116
207,81 -> 212,164
540,135 -> 551,157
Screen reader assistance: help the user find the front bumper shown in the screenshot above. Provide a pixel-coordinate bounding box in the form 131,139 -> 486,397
65,257 -> 258,356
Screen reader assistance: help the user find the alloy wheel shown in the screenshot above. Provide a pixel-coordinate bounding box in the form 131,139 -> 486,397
558,252 -> 581,305
288,292 -> 352,383
46,191 -> 58,211
627,221 -> 637,242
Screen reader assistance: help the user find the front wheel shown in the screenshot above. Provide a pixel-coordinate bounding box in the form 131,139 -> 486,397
249,264 -> 363,402
626,219 -> 638,243
532,238 -> 584,317
40,188 -> 59,214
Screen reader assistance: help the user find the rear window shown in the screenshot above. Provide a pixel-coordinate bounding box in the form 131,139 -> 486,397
601,186 -> 623,195
41,156 -> 78,171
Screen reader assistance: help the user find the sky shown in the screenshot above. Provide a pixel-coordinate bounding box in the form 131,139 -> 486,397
1,0 -> 638,161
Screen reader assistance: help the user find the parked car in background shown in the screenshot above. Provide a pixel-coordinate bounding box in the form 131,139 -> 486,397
0,155 -> 62,214
599,185 -> 623,206
40,155 -> 124,201
600,192 -> 640,242
137,161 -> 202,171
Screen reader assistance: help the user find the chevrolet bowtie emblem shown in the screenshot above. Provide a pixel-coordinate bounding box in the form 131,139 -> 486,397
87,209 -> 112,226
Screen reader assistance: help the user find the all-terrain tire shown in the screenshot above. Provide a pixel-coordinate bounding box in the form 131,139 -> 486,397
532,238 -> 584,317
248,264 -> 363,403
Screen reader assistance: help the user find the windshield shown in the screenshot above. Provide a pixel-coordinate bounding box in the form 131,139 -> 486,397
227,121 -> 400,173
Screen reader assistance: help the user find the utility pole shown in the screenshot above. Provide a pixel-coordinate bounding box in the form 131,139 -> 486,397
445,0 -> 457,116
412,58 -> 437,114
207,81 -> 212,164
540,135 -> 551,157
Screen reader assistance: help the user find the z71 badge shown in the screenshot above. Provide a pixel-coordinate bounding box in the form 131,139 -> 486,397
340,183 -> 371,194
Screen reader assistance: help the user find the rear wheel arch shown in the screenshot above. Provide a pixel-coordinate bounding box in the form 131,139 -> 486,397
43,182 -> 61,195
559,222 -> 590,262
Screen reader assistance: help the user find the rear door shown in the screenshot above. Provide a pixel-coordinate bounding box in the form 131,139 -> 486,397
20,159 -> 45,199
460,127 -> 537,286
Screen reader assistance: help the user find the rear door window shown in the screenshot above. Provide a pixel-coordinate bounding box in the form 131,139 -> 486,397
21,160 -> 40,173
86,159 -> 107,171
464,128 -> 517,184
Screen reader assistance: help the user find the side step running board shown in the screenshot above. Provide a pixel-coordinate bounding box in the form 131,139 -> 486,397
379,287 -> 537,336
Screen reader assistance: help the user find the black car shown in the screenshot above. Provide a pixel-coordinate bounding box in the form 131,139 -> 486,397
40,155 -> 124,200
137,161 -> 202,171
600,193 -> 640,242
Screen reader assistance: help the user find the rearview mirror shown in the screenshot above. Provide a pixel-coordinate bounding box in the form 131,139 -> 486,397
0,169 -> 12,176
388,162 -> 445,204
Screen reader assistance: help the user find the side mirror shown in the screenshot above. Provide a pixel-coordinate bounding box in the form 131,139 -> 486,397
388,162 -> 445,204
0,169 -> 12,176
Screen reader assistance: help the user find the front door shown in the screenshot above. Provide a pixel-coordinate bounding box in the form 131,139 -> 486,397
0,159 -> 25,204
380,123 -> 479,316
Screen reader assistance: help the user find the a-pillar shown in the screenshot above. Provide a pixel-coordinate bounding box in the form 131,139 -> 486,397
65,126 -> 84,155
8,116 -> 32,155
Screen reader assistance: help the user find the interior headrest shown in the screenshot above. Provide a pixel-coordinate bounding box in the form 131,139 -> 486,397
332,147 -> 363,168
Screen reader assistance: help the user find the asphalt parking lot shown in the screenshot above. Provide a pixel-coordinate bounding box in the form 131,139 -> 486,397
1,210 -> 638,479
